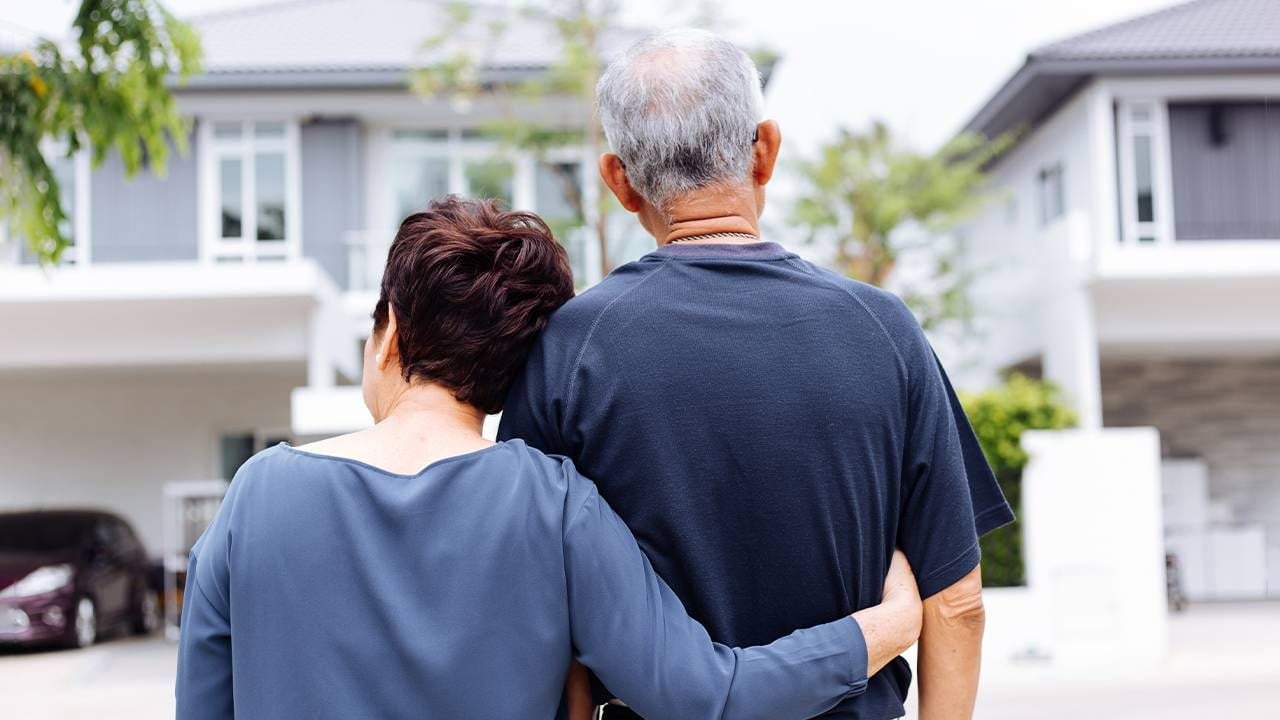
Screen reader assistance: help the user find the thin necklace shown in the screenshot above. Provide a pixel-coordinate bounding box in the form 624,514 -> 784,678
669,231 -> 760,243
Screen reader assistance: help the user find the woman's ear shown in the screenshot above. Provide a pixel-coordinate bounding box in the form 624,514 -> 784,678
376,305 -> 400,371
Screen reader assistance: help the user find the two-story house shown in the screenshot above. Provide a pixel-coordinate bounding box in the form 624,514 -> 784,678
0,0 -> 644,554
957,0 -> 1280,601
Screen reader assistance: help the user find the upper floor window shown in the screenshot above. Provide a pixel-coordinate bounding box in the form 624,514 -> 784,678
1117,101 -> 1169,245
1037,163 -> 1065,226
199,120 -> 300,263
353,128 -> 594,291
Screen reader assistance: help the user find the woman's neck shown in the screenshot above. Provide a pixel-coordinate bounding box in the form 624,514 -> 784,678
299,383 -> 490,475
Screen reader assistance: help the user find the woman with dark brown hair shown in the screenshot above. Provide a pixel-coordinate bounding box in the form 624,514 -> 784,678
174,196 -> 922,720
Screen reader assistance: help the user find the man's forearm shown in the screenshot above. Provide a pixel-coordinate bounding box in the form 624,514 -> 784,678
917,565 -> 985,720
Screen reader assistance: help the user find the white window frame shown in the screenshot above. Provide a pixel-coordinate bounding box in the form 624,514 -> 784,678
355,127 -> 596,290
1116,99 -> 1175,246
198,119 -> 302,263
39,138 -> 92,266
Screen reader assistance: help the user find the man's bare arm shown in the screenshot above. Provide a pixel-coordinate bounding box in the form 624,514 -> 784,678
917,565 -> 985,720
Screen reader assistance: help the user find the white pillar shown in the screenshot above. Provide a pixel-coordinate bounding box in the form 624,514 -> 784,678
1039,211 -> 1104,430
1021,428 -> 1168,667
307,306 -> 335,389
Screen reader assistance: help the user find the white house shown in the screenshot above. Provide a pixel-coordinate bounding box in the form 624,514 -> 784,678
0,0 -> 651,555
956,0 -> 1280,602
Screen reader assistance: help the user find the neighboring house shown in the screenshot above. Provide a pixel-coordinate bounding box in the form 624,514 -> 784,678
0,0 -> 646,554
957,0 -> 1280,601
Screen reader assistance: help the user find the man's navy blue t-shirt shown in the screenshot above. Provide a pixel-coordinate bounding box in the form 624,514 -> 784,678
499,242 -> 1014,719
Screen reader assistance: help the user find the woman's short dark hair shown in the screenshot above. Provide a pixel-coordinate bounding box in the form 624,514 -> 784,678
372,196 -> 574,414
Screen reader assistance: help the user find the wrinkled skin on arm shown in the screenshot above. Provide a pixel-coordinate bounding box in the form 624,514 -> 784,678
917,565 -> 985,720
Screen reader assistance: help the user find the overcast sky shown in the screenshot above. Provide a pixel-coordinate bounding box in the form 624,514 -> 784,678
4,0 -> 1174,152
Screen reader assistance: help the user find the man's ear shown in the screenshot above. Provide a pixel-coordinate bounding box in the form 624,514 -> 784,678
599,153 -> 646,213
752,120 -> 782,186
377,305 -> 400,372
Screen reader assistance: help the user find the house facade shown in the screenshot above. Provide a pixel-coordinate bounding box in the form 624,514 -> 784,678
956,0 -> 1280,601
0,0 -> 647,553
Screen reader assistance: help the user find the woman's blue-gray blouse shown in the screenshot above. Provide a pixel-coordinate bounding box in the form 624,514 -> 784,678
175,440 -> 869,719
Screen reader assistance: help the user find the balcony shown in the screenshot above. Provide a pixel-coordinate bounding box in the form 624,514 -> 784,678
1105,98 -> 1280,280
0,259 -> 358,380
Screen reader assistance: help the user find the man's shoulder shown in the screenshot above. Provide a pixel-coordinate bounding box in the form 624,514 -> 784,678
796,260 -> 920,332
542,259 -> 665,338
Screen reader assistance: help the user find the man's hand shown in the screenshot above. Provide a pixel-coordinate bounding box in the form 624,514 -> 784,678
852,550 -> 923,676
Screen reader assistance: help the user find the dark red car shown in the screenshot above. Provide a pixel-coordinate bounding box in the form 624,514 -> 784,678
0,510 -> 158,649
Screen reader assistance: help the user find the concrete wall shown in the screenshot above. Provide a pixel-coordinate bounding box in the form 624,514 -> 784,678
953,85 -> 1100,388
0,367 -> 302,554
1102,355 -> 1280,595
981,428 -> 1168,672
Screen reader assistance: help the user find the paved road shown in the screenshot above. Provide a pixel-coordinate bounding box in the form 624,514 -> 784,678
3,603 -> 1278,719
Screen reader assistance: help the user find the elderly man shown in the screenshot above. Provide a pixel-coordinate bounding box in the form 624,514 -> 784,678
499,28 -> 1012,720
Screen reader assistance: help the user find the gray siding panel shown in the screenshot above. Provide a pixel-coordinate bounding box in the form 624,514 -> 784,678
90,132 -> 199,262
301,119 -> 363,289
1169,102 -> 1280,241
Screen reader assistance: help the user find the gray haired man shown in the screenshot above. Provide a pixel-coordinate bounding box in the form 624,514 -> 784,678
499,28 -> 1013,720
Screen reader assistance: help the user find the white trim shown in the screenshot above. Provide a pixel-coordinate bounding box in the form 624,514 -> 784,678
38,139 -> 91,266
198,118 -> 302,264
1116,99 -> 1171,246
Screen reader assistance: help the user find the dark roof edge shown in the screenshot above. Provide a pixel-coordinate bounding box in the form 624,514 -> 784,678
962,54 -> 1280,137
169,65 -> 549,92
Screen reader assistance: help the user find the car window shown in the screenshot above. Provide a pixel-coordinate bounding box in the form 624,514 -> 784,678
0,514 -> 91,552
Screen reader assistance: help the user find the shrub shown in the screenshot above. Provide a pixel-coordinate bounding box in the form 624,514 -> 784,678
959,373 -> 1076,586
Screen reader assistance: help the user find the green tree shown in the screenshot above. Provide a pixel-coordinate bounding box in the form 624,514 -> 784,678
790,121 -> 1012,331
0,0 -> 200,265
959,373 -> 1077,587
413,0 -> 617,280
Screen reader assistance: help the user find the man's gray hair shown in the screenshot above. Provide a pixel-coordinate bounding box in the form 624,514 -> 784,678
596,28 -> 765,211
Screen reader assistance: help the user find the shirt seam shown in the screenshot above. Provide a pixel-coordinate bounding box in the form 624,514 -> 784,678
565,260 -> 673,413
974,504 -> 1012,522
803,271 -> 911,380
917,540 -> 981,592
189,551 -> 230,619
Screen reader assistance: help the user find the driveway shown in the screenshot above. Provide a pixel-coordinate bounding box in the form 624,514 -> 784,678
0,634 -> 176,720
3,603 -> 1278,719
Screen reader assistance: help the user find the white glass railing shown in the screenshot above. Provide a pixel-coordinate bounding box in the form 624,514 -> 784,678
346,230 -> 390,292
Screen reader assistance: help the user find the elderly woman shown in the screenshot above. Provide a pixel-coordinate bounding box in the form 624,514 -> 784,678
174,196 -> 921,720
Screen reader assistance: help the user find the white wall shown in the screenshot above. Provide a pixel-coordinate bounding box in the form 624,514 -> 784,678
1019,428 -> 1167,667
955,85 -> 1101,388
0,367 -> 302,554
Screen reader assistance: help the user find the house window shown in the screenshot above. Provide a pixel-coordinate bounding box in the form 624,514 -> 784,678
201,120 -> 300,262
1037,163 -> 1065,226
1117,101 -> 1169,244
358,129 -> 593,291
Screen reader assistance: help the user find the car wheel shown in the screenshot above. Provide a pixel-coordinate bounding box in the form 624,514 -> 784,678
133,588 -> 160,635
71,596 -> 97,648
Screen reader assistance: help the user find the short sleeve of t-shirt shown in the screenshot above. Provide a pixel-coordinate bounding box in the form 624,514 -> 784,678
896,322 -> 1013,599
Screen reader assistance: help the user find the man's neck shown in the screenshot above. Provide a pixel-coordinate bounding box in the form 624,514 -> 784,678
659,186 -> 762,245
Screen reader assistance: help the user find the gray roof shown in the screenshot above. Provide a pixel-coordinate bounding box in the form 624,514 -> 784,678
965,0 -> 1280,141
181,0 -> 646,90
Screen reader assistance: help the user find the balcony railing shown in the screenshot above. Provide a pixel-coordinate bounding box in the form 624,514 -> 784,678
346,230 -> 389,293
